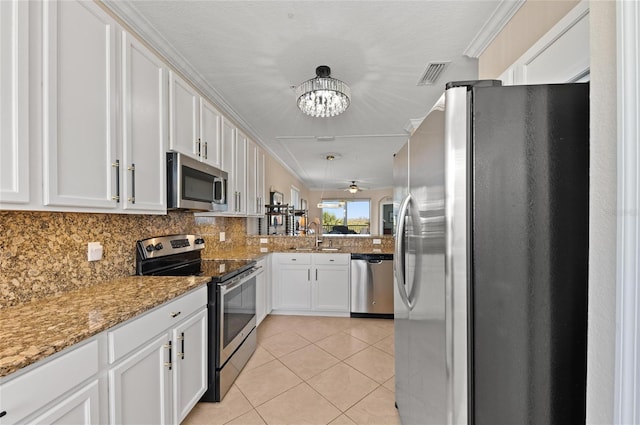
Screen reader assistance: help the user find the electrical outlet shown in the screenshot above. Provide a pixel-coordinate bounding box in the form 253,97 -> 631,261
260,247 -> 268,253
260,238 -> 268,244
87,242 -> 103,261
219,232 -> 225,242
373,239 -> 382,245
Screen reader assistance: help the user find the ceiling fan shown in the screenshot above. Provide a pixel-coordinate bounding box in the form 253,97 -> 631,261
343,181 -> 367,194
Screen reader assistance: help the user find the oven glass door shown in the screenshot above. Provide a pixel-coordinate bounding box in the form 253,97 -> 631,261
218,272 -> 256,365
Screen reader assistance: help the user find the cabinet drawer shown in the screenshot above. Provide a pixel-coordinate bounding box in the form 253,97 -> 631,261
277,253 -> 311,265
108,286 -> 207,363
313,253 -> 349,265
0,339 -> 99,425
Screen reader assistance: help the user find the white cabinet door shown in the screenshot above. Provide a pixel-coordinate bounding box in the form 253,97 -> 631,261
246,140 -> 265,217
172,309 -> 207,425
0,0 -> 29,204
313,265 -> 350,312
199,98 -> 222,168
28,381 -> 100,425
234,131 -> 247,215
246,140 -> 258,216
43,0 -> 118,208
121,32 -> 166,213
278,266 -> 312,310
108,333 -> 171,425
221,117 -> 237,213
256,148 -> 265,216
265,256 -> 272,315
169,71 -> 199,158
256,266 -> 266,325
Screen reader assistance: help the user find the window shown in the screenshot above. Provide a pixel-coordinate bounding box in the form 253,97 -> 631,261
321,199 -> 370,234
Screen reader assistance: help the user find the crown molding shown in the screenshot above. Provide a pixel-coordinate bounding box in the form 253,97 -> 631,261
100,1 -> 268,150
463,0 -> 526,58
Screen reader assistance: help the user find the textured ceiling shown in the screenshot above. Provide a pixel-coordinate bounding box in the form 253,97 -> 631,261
109,1 -> 507,191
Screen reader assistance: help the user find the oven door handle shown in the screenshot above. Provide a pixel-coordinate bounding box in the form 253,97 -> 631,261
220,270 -> 257,294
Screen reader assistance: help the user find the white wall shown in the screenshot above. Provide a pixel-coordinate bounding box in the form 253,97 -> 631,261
587,1 -> 617,422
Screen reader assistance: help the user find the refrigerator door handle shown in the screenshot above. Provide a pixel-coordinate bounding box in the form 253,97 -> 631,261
394,193 -> 413,310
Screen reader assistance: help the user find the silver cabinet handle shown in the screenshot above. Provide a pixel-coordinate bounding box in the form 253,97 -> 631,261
196,138 -> 201,157
316,269 -> 318,281
170,311 -> 181,318
308,268 -> 310,281
128,163 -> 135,204
177,332 -> 185,359
112,160 -> 120,202
204,141 -> 208,159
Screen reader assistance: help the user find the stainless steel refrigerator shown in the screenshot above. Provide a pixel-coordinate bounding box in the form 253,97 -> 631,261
393,80 -> 589,425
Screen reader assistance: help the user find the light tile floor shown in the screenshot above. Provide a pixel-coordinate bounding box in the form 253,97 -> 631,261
183,315 -> 400,425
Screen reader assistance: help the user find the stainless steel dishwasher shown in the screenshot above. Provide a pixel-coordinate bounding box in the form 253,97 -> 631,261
350,253 -> 394,318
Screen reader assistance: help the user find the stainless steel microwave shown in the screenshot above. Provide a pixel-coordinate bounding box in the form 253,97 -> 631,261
167,152 -> 228,212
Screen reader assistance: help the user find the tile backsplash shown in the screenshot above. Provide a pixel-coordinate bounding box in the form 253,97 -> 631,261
0,211 -> 246,308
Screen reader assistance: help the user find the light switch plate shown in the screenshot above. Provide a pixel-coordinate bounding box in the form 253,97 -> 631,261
219,232 -> 225,242
373,239 -> 382,245
260,238 -> 268,244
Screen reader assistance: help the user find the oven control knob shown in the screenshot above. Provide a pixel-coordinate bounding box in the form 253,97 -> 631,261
195,238 -> 205,245
154,243 -> 164,251
146,244 -> 155,252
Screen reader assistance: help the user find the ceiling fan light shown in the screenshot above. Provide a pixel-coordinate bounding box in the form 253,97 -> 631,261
296,66 -> 351,118
349,186 -> 358,194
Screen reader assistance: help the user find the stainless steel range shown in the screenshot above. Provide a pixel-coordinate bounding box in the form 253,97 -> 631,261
136,234 -> 257,402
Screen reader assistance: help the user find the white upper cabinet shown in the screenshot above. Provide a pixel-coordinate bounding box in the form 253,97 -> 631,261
0,0 -> 29,205
169,71 -> 199,158
221,117 -> 237,213
42,0 -> 118,209
246,139 -> 266,216
221,118 -> 247,215
40,1 -> 166,214
169,72 -> 222,168
121,32 -> 167,212
199,98 -> 222,169
234,130 -> 248,215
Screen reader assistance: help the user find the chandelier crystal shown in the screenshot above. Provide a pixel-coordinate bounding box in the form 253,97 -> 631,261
296,66 -> 351,118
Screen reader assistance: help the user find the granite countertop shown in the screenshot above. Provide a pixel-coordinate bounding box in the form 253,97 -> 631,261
0,275 -> 211,378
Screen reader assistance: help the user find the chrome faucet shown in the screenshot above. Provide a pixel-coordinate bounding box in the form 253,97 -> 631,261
308,221 -> 322,248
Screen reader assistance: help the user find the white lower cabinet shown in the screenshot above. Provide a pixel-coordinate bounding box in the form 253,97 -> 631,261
108,333 -> 171,425
29,380 -> 100,425
273,253 -> 349,315
0,339 -> 102,425
108,286 -> 207,425
0,287 -> 207,425
172,310 -> 207,424
255,257 -> 271,326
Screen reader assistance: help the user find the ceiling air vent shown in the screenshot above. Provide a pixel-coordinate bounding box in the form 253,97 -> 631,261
417,61 -> 450,86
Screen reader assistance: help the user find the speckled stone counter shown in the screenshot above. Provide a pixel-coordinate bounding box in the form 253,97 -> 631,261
0,275 -> 210,378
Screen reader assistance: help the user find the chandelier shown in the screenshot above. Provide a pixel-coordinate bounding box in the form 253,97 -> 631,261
296,66 -> 351,118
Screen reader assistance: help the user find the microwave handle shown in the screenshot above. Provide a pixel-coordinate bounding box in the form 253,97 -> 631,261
215,176 -> 226,204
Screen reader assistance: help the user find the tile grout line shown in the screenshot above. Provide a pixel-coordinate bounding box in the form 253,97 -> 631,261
222,316 -> 396,425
